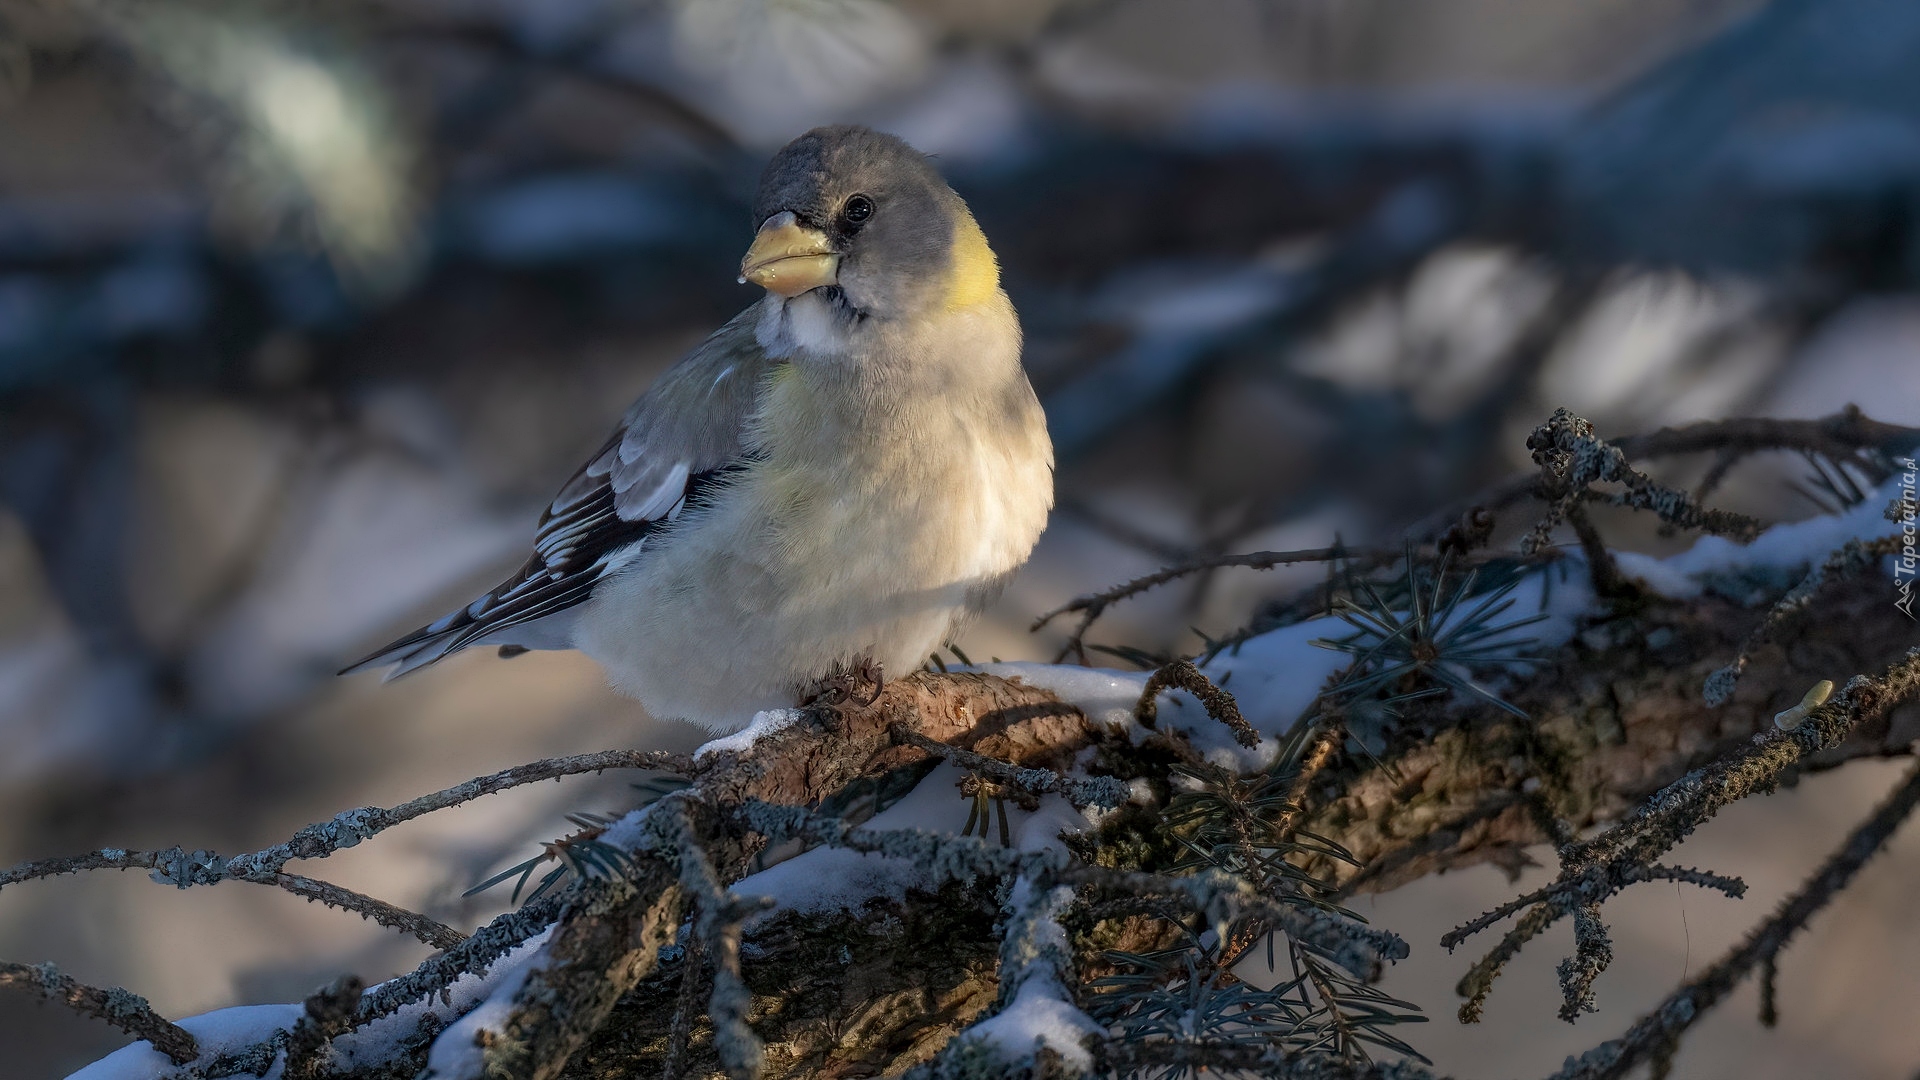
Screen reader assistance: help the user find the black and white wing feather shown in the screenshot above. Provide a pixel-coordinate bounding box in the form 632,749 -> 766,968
343,311 -> 769,678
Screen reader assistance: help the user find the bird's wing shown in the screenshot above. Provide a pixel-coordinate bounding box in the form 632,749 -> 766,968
343,309 -> 770,677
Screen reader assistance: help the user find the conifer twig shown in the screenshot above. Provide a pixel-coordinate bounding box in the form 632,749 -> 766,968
158,900 -> 567,1080
284,975 -> 366,1080
1549,754 -> 1920,1080
657,799 -> 769,1080
355,896 -> 564,1026
1275,721 -> 1346,840
1442,864 -> 1744,951
0,749 -> 691,895
737,800 -> 1408,973
661,934 -> 704,1080
1137,659 -> 1259,747
1566,648 -> 1920,874
0,961 -> 199,1064
888,724 -> 1129,808
1702,535 -> 1904,705
1523,408 -> 1762,562
1093,1038 -> 1436,1079
1556,904 -> 1613,1022
1033,546 -> 1391,663
273,873 -> 466,950
1448,648 -> 1920,1023
1407,408 -> 1920,547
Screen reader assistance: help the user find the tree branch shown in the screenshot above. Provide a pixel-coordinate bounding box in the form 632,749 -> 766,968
0,961 -> 199,1065
1031,546 -> 1386,664
1550,753 -> 1920,1080
272,873 -> 466,951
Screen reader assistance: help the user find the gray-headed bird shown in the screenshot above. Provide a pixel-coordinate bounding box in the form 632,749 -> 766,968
344,126 -> 1054,732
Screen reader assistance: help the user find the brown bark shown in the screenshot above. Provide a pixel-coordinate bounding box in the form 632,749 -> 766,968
1320,574 -> 1920,896
697,670 -> 1092,812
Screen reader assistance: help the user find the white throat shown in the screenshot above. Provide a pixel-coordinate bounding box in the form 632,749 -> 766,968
754,292 -> 858,360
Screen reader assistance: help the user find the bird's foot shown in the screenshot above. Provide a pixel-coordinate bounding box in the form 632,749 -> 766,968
854,656 -> 885,705
802,656 -> 886,710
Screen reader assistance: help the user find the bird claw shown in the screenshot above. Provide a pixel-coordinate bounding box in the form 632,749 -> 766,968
855,657 -> 885,706
801,656 -> 886,709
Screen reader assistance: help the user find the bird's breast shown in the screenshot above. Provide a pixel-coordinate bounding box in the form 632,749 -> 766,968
739,375 -> 1051,603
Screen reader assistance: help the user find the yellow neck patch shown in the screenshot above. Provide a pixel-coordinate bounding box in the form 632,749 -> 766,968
944,209 -> 1001,312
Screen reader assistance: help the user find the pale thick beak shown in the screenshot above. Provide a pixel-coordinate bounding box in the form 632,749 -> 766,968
739,211 -> 839,297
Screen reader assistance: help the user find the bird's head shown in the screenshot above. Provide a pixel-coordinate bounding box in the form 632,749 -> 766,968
740,125 -> 999,322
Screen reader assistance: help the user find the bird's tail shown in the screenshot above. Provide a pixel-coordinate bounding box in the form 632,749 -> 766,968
340,600 -> 577,680
338,616 -> 472,680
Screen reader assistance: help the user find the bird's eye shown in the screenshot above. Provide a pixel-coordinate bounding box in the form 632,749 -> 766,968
841,194 -> 875,228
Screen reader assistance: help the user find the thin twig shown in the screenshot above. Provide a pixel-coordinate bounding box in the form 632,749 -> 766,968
889,725 -> 1129,808
0,961 -> 199,1064
1408,408 -> 1920,547
658,799 -> 770,1080
273,873 -> 466,950
1032,547 -> 1390,664
1,749 -> 692,893
1548,755 -> 1920,1080
1137,659 -> 1259,748
1449,648 -> 1920,1022
1702,535 -> 1904,705
1055,496 -> 1196,562
1758,953 -> 1779,1029
1564,504 -> 1629,599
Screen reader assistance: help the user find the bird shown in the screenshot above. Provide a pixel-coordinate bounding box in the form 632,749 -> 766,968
344,125 -> 1055,733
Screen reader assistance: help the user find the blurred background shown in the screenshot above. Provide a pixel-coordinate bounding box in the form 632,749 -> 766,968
3,0 -> 1920,1075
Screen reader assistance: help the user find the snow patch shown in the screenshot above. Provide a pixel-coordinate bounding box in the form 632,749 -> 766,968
961,881 -> 1101,1071
595,799 -> 663,853
732,764 -> 1088,917
1017,795 -> 1091,855
1506,561 -> 1598,654
68,1004 -> 301,1080
418,930 -> 554,1079
1204,617 -> 1349,735
976,662 -> 1148,732
1614,477 -> 1908,600
960,978 -> 1102,1071
696,708 -> 803,758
